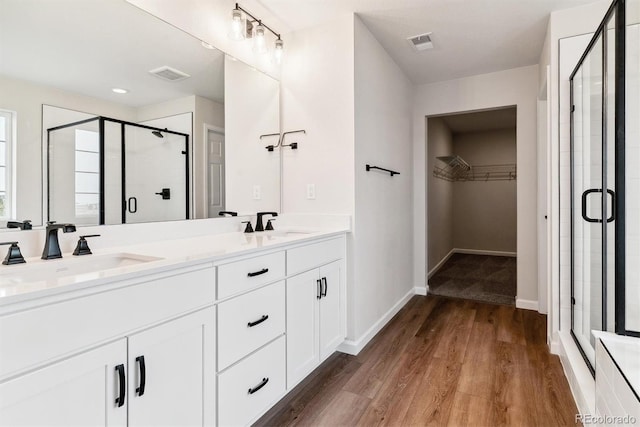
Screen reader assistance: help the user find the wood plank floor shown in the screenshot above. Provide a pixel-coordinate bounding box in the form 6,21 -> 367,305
255,295 -> 580,427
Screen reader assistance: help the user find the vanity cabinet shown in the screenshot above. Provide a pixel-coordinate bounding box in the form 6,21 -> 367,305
0,307 -> 215,427
127,308 -> 215,427
0,264 -> 216,427
286,259 -> 345,389
0,339 -> 128,426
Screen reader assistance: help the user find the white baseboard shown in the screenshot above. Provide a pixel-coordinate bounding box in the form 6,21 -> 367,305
515,298 -> 539,311
454,248 -> 517,257
337,287 -> 419,356
549,334 -> 561,355
414,286 -> 428,296
427,249 -> 456,279
558,331 -> 595,416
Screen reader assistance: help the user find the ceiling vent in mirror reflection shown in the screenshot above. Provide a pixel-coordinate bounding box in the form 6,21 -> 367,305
407,32 -> 434,52
148,66 -> 191,82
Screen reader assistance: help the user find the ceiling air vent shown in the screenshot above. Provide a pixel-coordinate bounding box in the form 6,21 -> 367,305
149,66 -> 191,82
407,32 -> 434,52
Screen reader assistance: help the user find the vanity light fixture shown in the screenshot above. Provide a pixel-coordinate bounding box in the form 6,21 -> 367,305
253,23 -> 267,54
229,3 -> 283,61
112,88 -> 128,94
274,37 -> 284,64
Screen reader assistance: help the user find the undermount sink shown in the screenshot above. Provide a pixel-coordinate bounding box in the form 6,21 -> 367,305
0,253 -> 163,286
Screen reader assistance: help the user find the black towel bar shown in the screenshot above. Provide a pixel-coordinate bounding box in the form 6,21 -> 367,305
365,164 -> 400,177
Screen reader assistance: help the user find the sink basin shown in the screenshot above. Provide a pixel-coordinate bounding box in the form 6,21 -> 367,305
0,253 -> 163,286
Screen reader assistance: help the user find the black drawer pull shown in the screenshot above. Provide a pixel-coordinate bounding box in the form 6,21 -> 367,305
135,355 -> 146,396
248,315 -> 269,327
248,268 -> 269,277
317,279 -> 322,299
248,377 -> 269,394
321,277 -> 328,297
115,364 -> 126,407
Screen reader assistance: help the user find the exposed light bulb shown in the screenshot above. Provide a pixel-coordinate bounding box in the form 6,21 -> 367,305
273,38 -> 284,64
253,23 -> 267,54
229,8 -> 244,40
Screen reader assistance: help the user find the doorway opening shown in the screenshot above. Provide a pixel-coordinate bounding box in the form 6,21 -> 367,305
427,106 -> 517,305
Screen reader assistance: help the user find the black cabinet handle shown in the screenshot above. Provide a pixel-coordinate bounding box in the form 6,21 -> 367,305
248,377 -> 269,395
127,197 -> 137,214
247,268 -> 268,277
115,364 -> 126,407
136,355 -> 146,396
317,279 -> 322,299
321,277 -> 328,297
248,315 -> 269,327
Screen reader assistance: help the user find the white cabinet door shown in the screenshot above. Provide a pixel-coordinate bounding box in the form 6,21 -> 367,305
319,260 -> 345,360
286,269 -> 319,389
127,308 -> 215,427
0,339 -> 127,427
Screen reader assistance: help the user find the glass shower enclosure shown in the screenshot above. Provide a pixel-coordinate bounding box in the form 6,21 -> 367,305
47,117 -> 189,225
570,0 -> 640,373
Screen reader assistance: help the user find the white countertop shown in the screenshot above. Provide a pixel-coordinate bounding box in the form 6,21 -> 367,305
0,227 -> 348,308
595,331 -> 640,398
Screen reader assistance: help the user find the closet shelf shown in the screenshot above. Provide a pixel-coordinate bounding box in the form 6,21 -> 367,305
434,156 -> 516,182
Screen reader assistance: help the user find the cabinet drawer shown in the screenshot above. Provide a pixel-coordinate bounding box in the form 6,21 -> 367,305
0,265 -> 215,379
218,281 -> 285,370
218,336 -> 285,427
217,251 -> 285,299
287,237 -> 345,276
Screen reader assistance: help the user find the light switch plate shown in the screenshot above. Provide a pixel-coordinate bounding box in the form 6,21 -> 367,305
306,184 -> 316,200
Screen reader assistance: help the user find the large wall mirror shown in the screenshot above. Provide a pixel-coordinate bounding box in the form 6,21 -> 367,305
0,0 -> 280,229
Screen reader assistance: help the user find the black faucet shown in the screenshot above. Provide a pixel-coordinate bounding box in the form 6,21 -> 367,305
255,212 -> 278,232
218,211 -> 238,217
7,220 -> 32,230
42,221 -> 76,260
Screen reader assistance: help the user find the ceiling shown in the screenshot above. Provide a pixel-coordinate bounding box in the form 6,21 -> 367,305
257,0 -> 601,84
438,107 -> 517,134
0,0 -> 225,108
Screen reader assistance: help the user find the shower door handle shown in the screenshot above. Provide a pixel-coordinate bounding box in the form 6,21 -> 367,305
581,189 -> 615,223
128,197 -> 137,214
581,189 -> 601,223
606,189 -> 615,223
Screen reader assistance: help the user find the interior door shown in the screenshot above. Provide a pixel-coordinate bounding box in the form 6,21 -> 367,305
127,308 -> 215,427
0,339 -> 127,427
207,128 -> 225,217
123,124 -> 188,224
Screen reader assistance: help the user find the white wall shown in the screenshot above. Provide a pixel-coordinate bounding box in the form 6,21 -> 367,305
280,15 -> 355,215
426,117 -> 454,272
225,58 -> 280,214
413,65 -> 539,305
352,16 -> 414,342
452,129 -> 517,253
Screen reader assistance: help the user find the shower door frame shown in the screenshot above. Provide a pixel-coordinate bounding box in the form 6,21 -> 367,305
569,0 -> 639,376
47,116 -> 190,225
101,117 -> 190,225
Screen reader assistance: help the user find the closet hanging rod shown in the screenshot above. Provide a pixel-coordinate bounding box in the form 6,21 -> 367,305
366,164 -> 400,177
